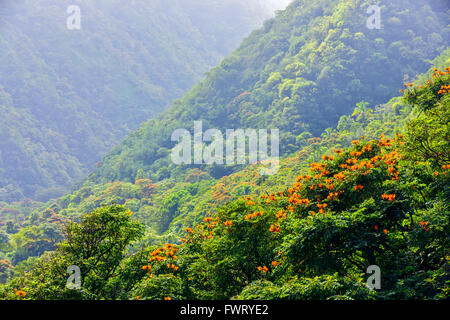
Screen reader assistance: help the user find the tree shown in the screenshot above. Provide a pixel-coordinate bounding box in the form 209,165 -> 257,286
59,205 -> 144,297
0,205 -> 144,299
403,69 -> 450,167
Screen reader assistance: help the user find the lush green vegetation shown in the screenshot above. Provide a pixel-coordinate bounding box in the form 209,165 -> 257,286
0,0 -> 283,201
1,59 -> 448,299
0,0 -> 448,300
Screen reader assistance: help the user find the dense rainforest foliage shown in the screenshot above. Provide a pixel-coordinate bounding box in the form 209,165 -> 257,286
0,0 -> 287,201
0,61 -> 448,299
0,0 -> 448,300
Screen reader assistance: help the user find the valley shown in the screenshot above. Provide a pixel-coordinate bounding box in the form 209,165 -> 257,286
0,0 -> 448,302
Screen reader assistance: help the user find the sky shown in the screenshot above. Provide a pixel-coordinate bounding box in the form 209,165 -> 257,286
245,0 -> 293,23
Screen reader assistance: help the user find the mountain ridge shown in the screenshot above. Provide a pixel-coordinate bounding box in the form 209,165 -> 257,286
88,0 -> 449,186
0,0 -> 288,201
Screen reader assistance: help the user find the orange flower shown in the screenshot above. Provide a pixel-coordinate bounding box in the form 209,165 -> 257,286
381,194 -> 396,201
14,289 -> 26,297
322,155 -> 334,161
269,224 -> 281,232
419,221 -> 429,231
333,172 -> 345,180
224,220 -> 233,227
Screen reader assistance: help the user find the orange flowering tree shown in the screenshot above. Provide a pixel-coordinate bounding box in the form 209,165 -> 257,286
133,68 -> 449,300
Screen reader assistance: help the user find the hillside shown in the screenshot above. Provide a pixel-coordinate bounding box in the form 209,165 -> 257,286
88,0 -> 450,186
44,49 -> 449,234
0,0 -> 289,201
0,0 -> 448,301
1,0 -> 449,268
1,58 -> 448,300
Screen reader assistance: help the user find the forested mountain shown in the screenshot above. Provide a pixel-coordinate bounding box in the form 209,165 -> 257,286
1,52 -> 448,300
29,49 -> 450,237
0,0 -> 289,201
88,0 -> 449,187
0,0 -> 448,301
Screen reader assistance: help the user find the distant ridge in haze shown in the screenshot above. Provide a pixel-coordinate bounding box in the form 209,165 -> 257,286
0,0 -> 287,201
